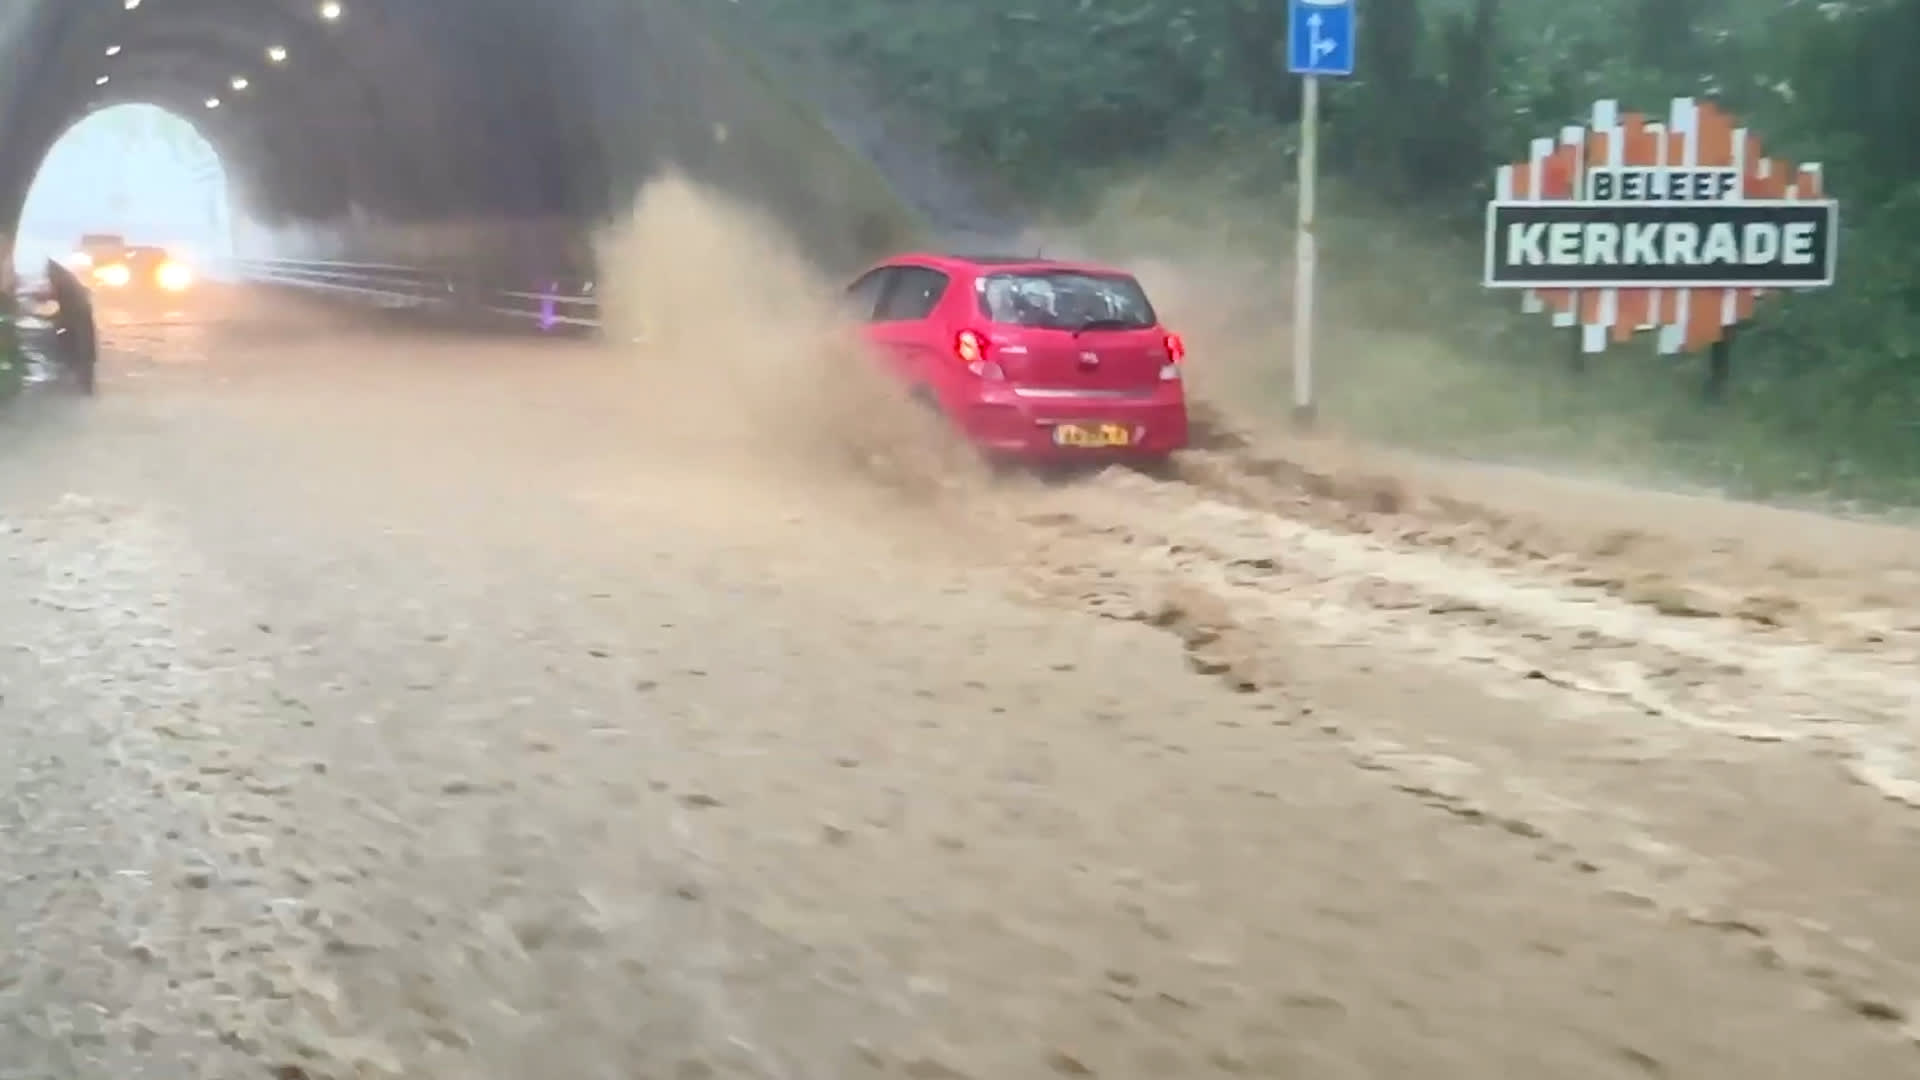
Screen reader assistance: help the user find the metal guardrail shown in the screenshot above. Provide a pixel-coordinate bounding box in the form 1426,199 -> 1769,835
223,256 -> 603,331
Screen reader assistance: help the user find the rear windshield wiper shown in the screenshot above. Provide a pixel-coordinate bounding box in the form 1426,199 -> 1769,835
1071,317 -> 1137,336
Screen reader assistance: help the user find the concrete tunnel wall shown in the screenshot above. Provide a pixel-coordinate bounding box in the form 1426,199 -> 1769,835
0,0 -> 924,291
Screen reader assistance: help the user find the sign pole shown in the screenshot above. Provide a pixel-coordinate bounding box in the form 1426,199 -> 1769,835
1284,0 -> 1352,428
1292,73 -> 1320,426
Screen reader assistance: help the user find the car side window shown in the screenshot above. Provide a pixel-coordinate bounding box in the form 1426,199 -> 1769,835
843,267 -> 893,321
872,267 -> 950,323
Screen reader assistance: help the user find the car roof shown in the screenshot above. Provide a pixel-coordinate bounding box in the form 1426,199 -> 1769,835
876,251 -> 1135,277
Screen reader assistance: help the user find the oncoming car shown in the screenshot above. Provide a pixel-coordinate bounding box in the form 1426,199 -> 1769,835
86,243 -> 196,298
844,253 -> 1189,462
61,236 -> 196,309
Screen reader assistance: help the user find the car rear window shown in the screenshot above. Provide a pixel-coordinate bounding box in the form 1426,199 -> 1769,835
976,270 -> 1157,330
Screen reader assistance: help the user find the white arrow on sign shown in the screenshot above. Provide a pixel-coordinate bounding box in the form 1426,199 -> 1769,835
1307,13 -> 1336,59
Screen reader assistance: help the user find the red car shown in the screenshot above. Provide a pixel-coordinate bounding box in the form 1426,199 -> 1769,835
844,253 -> 1189,461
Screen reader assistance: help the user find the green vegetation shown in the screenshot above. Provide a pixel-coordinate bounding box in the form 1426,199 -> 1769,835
744,0 -> 1920,508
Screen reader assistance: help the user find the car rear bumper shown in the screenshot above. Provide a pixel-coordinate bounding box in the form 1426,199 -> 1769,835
952,382 -> 1189,459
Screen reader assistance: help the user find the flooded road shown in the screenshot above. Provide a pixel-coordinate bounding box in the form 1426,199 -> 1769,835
3,301 -> 1918,1078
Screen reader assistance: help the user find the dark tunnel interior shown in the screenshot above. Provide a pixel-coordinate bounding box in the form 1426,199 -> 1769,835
0,0 -> 923,282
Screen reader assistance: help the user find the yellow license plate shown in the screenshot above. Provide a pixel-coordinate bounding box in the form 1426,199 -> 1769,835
1052,422 -> 1132,448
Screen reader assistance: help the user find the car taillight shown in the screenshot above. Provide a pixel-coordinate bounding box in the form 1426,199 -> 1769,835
1160,331 -> 1185,381
956,329 -> 1003,380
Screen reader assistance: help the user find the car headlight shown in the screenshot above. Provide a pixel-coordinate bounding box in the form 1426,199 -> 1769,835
157,260 -> 193,292
94,263 -> 130,288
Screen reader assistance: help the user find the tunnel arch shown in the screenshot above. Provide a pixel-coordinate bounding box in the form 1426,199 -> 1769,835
80,14 -> 437,220
86,56 -> 444,224
7,0 -> 586,227
15,101 -> 232,272
0,0 -> 923,283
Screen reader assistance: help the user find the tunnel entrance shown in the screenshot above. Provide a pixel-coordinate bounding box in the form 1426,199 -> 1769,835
14,103 -> 237,277
0,0 -> 922,304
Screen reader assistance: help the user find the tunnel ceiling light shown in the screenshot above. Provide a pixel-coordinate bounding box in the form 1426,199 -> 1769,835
205,97 -> 221,109
95,75 -> 110,85
319,1 -> 343,20
105,44 -> 122,57
124,0 -> 140,9
231,76 -> 250,90
267,45 -> 288,64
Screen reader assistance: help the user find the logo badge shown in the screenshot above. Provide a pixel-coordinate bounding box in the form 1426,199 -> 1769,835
1078,350 -> 1100,367
1485,97 -> 1837,354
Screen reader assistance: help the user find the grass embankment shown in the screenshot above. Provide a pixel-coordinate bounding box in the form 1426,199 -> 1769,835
1054,152 -> 1920,514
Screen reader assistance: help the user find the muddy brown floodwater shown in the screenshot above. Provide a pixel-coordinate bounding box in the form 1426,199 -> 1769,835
3,297 -> 1919,1080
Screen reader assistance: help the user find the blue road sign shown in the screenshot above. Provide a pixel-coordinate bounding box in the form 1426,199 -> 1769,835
1287,0 -> 1356,77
